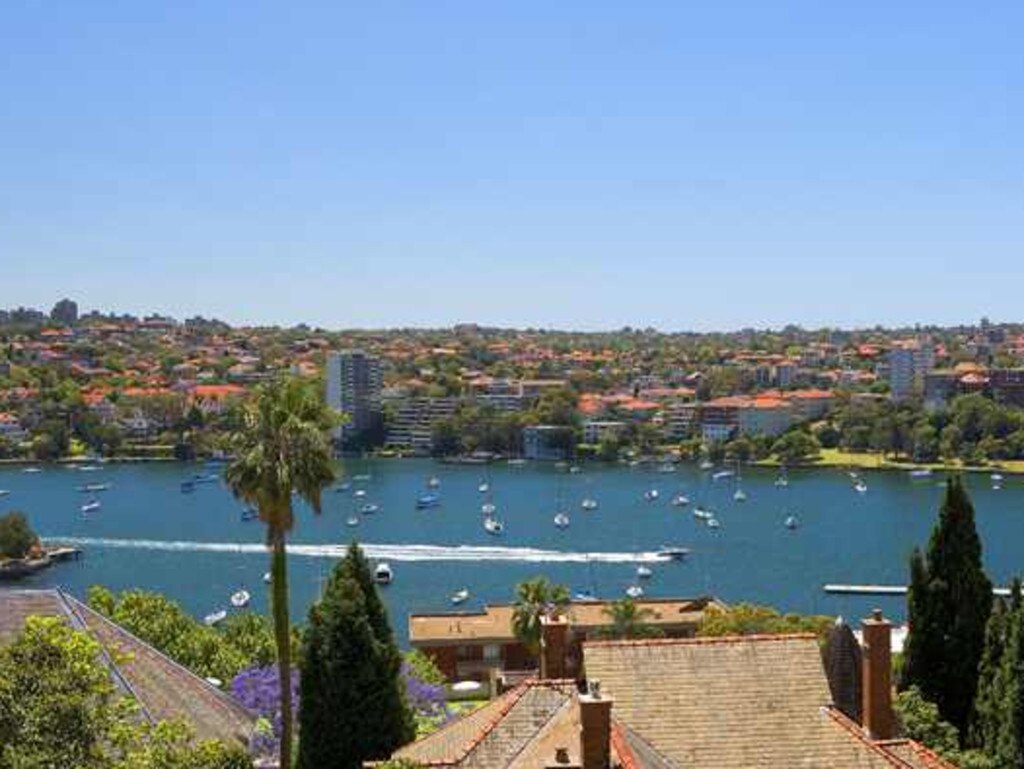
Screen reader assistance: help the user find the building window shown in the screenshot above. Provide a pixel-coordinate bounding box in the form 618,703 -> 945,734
483,644 -> 501,662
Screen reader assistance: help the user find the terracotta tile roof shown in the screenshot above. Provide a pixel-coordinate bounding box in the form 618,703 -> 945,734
0,589 -> 254,745
394,679 -> 577,766
409,598 -> 718,646
583,634 -> 904,769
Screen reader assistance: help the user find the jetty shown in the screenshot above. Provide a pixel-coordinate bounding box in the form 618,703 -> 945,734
825,583 -> 1012,597
0,545 -> 83,581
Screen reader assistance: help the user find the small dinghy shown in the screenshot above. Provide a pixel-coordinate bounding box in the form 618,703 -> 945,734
346,516 -> 360,527
477,482 -> 490,493
230,590 -> 250,608
636,566 -> 653,580
706,517 -> 721,529
204,609 -> 227,626
427,476 -> 441,489
785,515 -> 800,530
450,588 -> 470,606
262,572 -> 272,584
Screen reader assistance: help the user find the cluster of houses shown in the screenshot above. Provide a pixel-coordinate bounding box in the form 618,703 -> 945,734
3,304 -> 1024,457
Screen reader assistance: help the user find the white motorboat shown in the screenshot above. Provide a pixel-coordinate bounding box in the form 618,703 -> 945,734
625,585 -> 644,599
450,588 -> 470,605
991,473 -> 1005,482
636,566 -> 653,579
854,481 -> 868,494
785,515 -> 800,530
346,516 -> 360,527
507,458 -> 527,466
360,503 -> 380,514
262,572 -> 272,584
230,590 -> 251,608
0,490 -> 10,498
670,494 -> 690,507
706,517 -> 721,529
581,498 -> 598,511
427,476 -> 441,489
481,502 -> 497,515
657,463 -> 676,474
204,609 -> 227,626
693,507 -> 713,520
909,469 -> 933,479
656,547 -> 691,561
733,489 -> 747,502
353,489 -> 367,498
483,516 -> 504,535
643,489 -> 659,501
335,480 -> 352,492
699,460 -> 714,471
712,470 -> 734,481
569,465 -> 582,474
478,482 -> 489,493
77,482 -> 112,492
374,562 -> 393,585
81,499 -> 101,513
22,467 -> 42,474
553,512 -> 570,529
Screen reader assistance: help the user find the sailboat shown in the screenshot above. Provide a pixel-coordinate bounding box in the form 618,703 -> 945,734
784,515 -> 800,530
483,516 -> 504,535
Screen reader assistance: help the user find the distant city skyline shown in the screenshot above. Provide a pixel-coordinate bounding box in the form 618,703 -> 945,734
3,3 -> 1022,330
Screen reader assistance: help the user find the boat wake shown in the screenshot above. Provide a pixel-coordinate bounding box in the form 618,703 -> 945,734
46,537 -> 668,564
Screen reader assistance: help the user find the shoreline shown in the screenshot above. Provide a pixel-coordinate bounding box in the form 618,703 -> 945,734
1,451 -> 1022,477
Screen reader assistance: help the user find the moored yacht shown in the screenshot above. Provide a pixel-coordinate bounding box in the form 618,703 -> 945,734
374,562 -> 393,585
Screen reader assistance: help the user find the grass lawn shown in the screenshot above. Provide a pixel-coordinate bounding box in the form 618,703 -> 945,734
757,448 -> 1024,475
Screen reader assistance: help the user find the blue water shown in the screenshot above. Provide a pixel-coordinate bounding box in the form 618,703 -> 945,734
1,460 -> 1021,646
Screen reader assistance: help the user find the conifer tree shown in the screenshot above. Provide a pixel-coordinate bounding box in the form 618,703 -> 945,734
902,476 -> 993,736
297,549 -> 415,769
995,603 -> 1024,767
971,598 -> 1009,752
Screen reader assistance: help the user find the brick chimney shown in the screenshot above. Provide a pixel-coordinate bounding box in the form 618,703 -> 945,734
579,681 -> 612,769
861,609 -> 894,740
541,614 -> 569,680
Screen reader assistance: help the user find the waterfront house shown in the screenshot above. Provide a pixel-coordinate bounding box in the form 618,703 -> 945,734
409,597 -> 721,683
522,424 -> 573,460
386,611 -> 952,769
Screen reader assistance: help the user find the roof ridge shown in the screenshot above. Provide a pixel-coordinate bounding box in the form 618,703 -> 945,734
583,632 -> 818,648
875,739 -> 960,769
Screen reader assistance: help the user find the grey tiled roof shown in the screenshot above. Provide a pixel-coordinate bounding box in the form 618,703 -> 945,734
0,588 -> 255,745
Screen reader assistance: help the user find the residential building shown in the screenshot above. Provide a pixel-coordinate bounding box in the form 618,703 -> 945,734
187,383 -> 247,415
991,369 -> 1024,407
0,412 -> 27,441
737,397 -> 793,437
699,397 -> 744,442
0,589 -> 254,746
923,370 -> 959,410
385,396 -> 459,454
390,610 -> 950,769
663,402 -> 699,440
784,388 -> 835,421
522,424 -> 572,460
325,349 -> 383,445
409,597 -> 720,682
582,420 -> 627,445
519,379 -> 568,399
888,340 -> 935,401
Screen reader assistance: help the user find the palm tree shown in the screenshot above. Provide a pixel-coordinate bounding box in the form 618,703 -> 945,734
225,377 -> 338,768
598,598 -> 663,640
512,577 -> 570,656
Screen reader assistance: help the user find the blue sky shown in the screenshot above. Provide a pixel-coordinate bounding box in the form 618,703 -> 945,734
2,2 -> 1022,331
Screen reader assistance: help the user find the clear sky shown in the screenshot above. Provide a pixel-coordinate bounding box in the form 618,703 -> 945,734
2,2 -> 1022,331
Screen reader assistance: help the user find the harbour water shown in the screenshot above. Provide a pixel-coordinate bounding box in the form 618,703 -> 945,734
1,459 -> 1021,645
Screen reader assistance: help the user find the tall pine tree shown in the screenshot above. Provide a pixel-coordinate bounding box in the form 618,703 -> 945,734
902,475 -> 993,736
297,547 -> 415,769
970,597 -> 1009,752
